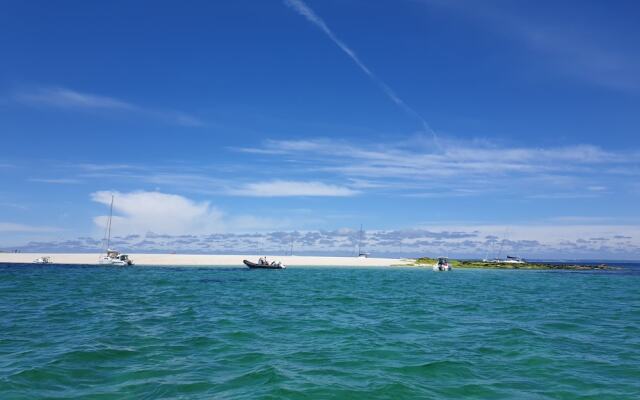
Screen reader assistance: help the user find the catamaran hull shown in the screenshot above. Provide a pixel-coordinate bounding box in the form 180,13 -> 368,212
98,258 -> 132,266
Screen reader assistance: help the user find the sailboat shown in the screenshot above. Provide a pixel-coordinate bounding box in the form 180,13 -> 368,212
485,229 -> 526,263
98,194 -> 133,266
357,225 -> 369,258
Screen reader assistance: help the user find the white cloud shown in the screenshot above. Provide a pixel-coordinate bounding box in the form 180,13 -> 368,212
91,190 -> 301,236
228,180 -> 358,197
92,191 -> 225,236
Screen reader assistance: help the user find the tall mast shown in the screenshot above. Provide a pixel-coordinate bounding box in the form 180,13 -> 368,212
106,194 -> 114,250
497,228 -> 508,260
358,224 -> 363,255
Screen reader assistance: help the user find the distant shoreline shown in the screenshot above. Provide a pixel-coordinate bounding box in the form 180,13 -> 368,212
0,253 -> 624,270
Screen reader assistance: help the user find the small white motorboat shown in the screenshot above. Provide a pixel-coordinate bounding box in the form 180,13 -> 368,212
433,257 -> 451,271
33,256 -> 52,264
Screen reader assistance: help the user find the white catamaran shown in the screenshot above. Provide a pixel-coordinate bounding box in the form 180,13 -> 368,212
98,194 -> 133,266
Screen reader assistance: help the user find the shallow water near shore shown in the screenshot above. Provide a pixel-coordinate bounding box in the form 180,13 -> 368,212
1,263 -> 639,399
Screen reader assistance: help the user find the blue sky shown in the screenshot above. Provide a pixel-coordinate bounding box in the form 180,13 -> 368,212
1,0 -> 639,259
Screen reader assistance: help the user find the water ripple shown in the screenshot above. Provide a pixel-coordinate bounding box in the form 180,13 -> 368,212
1,264 -> 639,399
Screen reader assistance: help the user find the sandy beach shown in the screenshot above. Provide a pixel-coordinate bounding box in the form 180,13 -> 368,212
0,253 -> 411,267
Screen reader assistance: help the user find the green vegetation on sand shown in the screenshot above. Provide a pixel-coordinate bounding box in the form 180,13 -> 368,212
411,258 -> 611,270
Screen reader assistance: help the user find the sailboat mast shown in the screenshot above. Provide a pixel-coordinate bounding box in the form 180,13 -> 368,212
497,228 -> 509,260
358,224 -> 363,255
106,194 -> 114,250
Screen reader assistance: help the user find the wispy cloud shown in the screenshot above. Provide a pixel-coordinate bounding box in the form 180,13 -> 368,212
238,137 -> 639,197
73,163 -> 359,198
14,86 -> 204,127
0,202 -> 29,211
76,163 -> 140,172
16,87 -> 135,110
228,180 -> 358,197
32,136 -> 640,200
28,178 -> 83,184
284,0 -> 433,132
241,138 -> 622,177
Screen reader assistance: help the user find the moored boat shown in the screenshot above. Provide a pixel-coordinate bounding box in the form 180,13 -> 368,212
33,256 -> 52,264
98,195 -> 133,266
503,255 -> 526,264
99,249 -> 133,266
243,258 -> 286,269
357,225 -> 369,258
433,257 -> 451,271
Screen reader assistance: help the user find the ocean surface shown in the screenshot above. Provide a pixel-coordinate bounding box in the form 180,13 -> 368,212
1,263 -> 639,399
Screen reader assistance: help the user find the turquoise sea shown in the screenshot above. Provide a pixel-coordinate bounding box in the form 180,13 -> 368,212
1,263 -> 639,399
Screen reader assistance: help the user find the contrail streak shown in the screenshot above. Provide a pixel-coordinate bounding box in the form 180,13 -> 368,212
284,0 -> 434,134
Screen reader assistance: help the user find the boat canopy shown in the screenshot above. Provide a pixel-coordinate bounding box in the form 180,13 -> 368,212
106,249 -> 120,258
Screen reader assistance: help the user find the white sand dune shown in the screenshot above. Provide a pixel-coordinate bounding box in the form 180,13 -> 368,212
0,253 -> 413,267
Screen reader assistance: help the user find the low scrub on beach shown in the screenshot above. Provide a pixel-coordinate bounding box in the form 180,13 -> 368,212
412,257 -> 609,270
413,257 -> 437,265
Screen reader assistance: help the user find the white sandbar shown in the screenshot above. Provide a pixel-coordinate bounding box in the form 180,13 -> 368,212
0,253 -> 413,267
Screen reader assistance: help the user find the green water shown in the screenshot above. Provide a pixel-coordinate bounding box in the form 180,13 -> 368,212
1,264 -> 639,399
